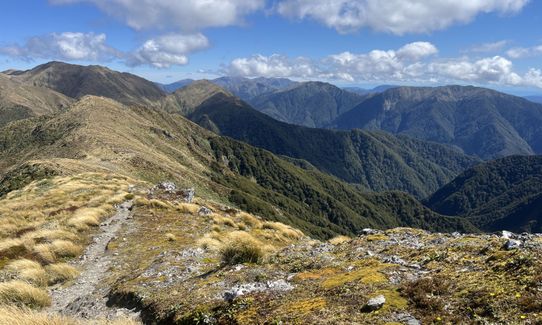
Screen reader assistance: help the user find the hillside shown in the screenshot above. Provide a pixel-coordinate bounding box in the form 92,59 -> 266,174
425,155 -> 542,232
251,81 -> 366,128
333,85 -> 542,159
160,80 -> 232,115
211,76 -> 297,101
177,87 -> 480,198
8,61 -> 165,106
0,95 -> 473,239
0,73 -> 72,127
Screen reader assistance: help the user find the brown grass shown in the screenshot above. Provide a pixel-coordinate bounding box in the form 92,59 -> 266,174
6,259 -> 48,287
220,232 -> 265,265
0,305 -> 142,324
0,281 -> 51,308
46,263 -> 79,285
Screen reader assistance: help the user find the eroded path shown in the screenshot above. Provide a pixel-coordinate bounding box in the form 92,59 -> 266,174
48,200 -> 141,322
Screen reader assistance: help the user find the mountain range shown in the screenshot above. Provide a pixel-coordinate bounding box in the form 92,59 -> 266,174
2,61 -> 542,234
4,61 -> 542,324
171,81 -> 479,198
333,86 -> 542,159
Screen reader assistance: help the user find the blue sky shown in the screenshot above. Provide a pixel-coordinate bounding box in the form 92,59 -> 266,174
1,0 -> 542,95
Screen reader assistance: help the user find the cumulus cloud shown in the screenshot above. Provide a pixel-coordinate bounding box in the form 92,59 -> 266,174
225,42 -> 542,89
127,33 -> 209,68
50,0 -> 264,31
226,54 -> 316,78
506,45 -> 542,58
276,0 -> 529,34
0,32 -> 119,61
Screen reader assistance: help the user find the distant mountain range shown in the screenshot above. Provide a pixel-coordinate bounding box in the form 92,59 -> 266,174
332,86 -> 542,159
4,61 -> 542,235
525,96 -> 542,104
425,155 -> 542,232
168,81 -> 480,198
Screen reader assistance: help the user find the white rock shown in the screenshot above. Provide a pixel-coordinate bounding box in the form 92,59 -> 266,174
363,295 -> 386,312
504,239 -> 522,250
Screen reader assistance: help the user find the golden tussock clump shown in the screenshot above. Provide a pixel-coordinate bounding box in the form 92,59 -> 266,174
6,259 -> 48,287
0,305 -> 141,325
262,221 -> 304,241
0,280 -> 51,308
45,263 -> 79,285
237,212 -> 263,229
220,231 -> 266,265
177,203 -> 200,215
328,235 -> 352,245
165,233 -> 177,242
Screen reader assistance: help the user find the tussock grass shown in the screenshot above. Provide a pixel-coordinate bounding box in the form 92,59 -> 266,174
50,240 -> 82,258
0,305 -> 141,324
0,281 -> 51,308
262,221 -> 304,241
6,259 -> 48,287
177,203 -> 200,215
0,173 -> 134,310
165,233 -> 177,242
220,231 -> 265,265
45,263 -> 79,285
328,235 -> 351,245
238,212 -> 263,229
0,305 -> 78,325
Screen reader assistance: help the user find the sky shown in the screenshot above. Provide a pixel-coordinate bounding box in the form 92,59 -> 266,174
1,0 -> 542,95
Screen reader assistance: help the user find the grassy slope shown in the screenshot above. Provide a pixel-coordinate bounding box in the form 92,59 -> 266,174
0,73 -> 73,127
0,96 -> 474,238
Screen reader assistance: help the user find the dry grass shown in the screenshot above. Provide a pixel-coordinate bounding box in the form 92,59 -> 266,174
262,221 -> 304,241
50,240 -> 82,258
220,231 -> 266,265
0,173 -> 134,310
165,233 -> 177,242
177,203 -> 200,215
6,259 -> 48,287
0,305 -> 141,324
0,281 -> 51,308
46,263 -> 79,285
237,212 -> 263,229
328,235 -> 351,245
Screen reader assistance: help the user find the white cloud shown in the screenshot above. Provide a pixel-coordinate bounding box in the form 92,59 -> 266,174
50,0 -> 264,31
226,54 -> 316,78
506,45 -> 542,58
466,40 -> 509,53
396,42 -> 439,60
276,0 -> 529,34
0,32 -> 119,61
225,42 -> 542,89
127,33 -> 209,68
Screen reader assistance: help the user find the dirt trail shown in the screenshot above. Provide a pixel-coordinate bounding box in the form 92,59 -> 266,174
48,200 -> 141,322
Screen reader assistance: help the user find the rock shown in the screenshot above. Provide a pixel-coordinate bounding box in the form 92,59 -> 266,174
223,280 -> 294,301
361,228 -> 379,235
157,181 -> 177,193
362,295 -> 386,312
501,230 -> 515,239
181,188 -> 195,203
504,239 -> 522,250
198,206 -> 212,216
